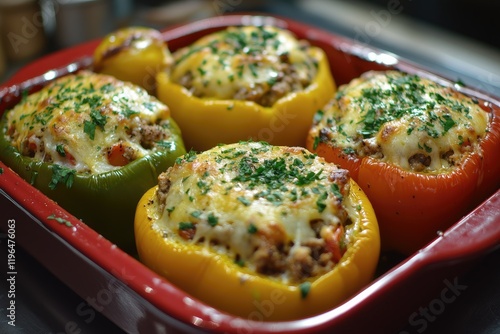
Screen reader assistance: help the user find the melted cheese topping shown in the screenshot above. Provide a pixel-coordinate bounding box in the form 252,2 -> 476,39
154,141 -> 361,283
169,25 -> 318,105
5,70 -> 176,174
312,71 -> 489,172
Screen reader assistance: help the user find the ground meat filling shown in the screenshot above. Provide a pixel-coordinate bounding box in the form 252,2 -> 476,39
9,114 -> 171,168
155,170 -> 349,283
232,55 -> 313,107
128,118 -> 171,149
172,27 -> 318,107
177,58 -> 313,107
408,153 -> 431,172
245,216 -> 347,282
156,171 -> 171,214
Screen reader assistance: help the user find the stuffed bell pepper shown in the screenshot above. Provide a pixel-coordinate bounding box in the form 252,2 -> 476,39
156,25 -> 336,151
0,70 -> 186,252
307,70 -> 500,254
93,26 -> 173,93
135,141 -> 380,321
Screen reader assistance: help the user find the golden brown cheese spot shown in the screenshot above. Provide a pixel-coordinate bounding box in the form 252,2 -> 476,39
153,141 -> 360,284
312,70 -> 489,173
170,26 -> 319,107
4,70 -> 177,174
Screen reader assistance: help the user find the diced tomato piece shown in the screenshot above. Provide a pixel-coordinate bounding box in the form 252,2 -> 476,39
107,143 -> 130,166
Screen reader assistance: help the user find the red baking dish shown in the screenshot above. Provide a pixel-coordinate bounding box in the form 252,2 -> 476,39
1,14 -> 499,334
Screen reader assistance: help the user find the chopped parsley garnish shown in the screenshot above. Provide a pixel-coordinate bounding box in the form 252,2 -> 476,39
47,214 -> 73,227
122,108 -> 139,118
316,191 -> 328,212
247,223 -> 258,234
353,74 -> 462,139
439,114 -> 456,133
99,83 -> 114,93
237,196 -> 251,206
331,184 -> 343,200
48,164 -> 76,190
196,179 -> 211,195
176,150 -> 198,165
179,222 -> 195,231
299,281 -> 311,299
56,144 -> 66,157
84,109 -> 107,140
90,109 -> 107,127
234,258 -> 245,267
207,143 -> 342,212
190,210 -> 202,218
83,121 -> 97,140
313,109 -> 324,124
207,212 -> 218,226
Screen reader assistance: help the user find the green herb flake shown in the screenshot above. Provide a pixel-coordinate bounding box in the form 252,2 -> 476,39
179,222 -> 195,231
122,108 -> 139,118
237,196 -> 251,206
423,143 -> 432,153
313,136 -> 320,150
176,150 -> 197,165
47,214 -> 73,227
191,210 -> 202,218
49,164 -> 76,190
247,223 -> 258,234
299,281 -> 311,299
331,184 -> 343,200
234,258 -> 245,267
313,109 -> 324,124
439,114 -> 456,133
56,144 -> 66,157
84,120 -> 96,140
197,66 -> 207,76
207,212 -> 218,226
90,109 -> 107,128
316,191 -> 328,212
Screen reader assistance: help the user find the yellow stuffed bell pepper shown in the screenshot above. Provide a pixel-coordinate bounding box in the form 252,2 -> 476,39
93,26 -> 173,93
135,141 -> 380,321
156,25 -> 336,151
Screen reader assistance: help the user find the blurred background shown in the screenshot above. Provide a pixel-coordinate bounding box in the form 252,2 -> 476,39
0,0 -> 499,93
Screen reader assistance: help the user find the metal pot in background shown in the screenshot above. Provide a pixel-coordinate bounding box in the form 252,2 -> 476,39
0,0 -> 47,63
51,0 -> 113,48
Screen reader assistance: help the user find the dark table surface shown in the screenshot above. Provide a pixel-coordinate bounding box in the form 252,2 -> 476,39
1,1 -> 500,333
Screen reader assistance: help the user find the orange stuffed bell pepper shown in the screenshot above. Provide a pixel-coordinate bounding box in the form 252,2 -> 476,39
307,70 -> 500,255
156,25 -> 336,151
135,141 -> 380,321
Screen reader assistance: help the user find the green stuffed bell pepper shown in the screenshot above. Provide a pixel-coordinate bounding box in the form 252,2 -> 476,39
0,70 -> 186,253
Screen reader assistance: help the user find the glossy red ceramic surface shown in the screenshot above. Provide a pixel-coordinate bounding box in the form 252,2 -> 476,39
1,14 -> 499,334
